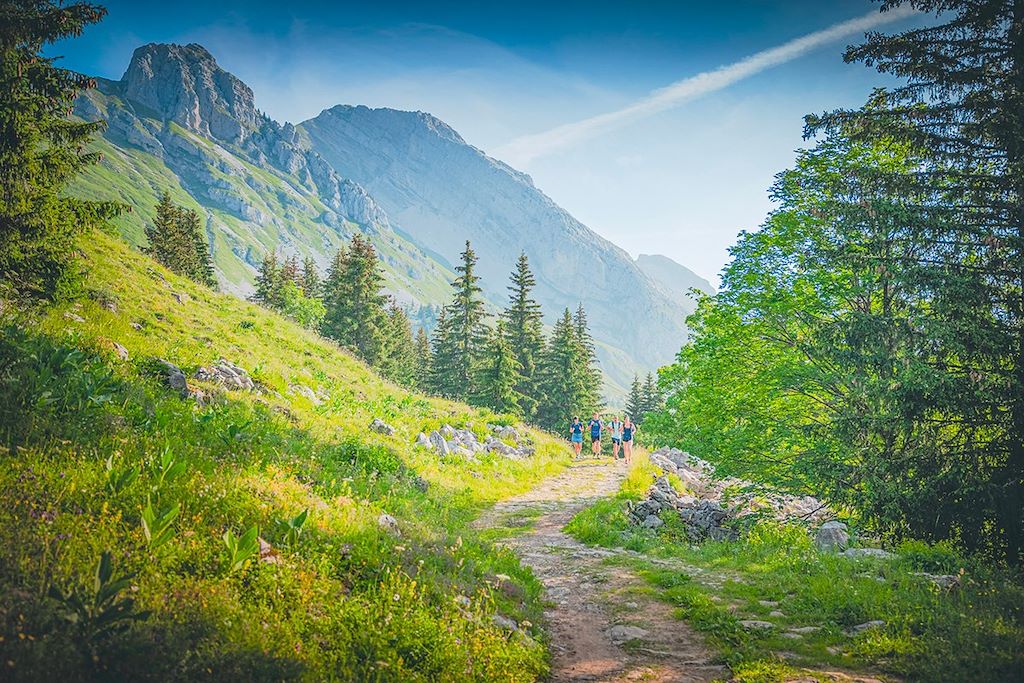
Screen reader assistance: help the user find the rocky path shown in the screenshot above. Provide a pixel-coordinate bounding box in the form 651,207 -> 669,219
475,460 -> 725,683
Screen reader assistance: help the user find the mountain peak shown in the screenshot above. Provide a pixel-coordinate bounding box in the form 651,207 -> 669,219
320,104 -> 467,146
122,42 -> 257,143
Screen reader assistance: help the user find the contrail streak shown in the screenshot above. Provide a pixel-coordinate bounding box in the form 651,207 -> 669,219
493,6 -> 917,166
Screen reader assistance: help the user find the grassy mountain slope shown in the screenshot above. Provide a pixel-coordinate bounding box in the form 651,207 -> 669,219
0,230 -> 569,681
72,81 -> 454,308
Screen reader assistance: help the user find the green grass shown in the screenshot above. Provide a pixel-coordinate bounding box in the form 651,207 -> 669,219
566,453 -> 1024,682
0,231 -> 570,681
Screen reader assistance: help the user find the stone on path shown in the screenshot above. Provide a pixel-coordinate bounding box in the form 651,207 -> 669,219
607,624 -> 649,644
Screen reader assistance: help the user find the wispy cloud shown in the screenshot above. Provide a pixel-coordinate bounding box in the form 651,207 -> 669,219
493,6 -> 917,167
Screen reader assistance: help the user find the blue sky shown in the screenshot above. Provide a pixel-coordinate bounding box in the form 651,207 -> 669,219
54,1 -> 928,283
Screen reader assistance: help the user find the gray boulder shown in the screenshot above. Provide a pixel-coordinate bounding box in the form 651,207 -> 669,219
369,418 -> 395,436
428,431 -> 451,456
607,624 -> 648,643
156,359 -> 188,392
377,513 -> 400,536
815,521 -> 850,552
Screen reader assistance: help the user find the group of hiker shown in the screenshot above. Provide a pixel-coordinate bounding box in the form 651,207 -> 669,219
568,413 -> 637,464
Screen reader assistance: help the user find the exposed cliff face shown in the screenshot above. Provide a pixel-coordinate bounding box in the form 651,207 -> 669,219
122,43 -> 258,143
298,105 -> 692,375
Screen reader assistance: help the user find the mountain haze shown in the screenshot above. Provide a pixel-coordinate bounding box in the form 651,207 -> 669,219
72,42 -> 706,393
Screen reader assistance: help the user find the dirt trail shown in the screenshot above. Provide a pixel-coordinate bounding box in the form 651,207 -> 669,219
476,460 -> 726,683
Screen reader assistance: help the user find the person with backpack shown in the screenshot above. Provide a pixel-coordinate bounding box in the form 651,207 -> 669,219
608,415 -> 623,459
568,416 -> 584,458
621,416 -> 637,465
588,413 -> 603,457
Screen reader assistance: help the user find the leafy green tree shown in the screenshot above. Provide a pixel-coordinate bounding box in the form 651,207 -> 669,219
280,280 -> 325,330
473,320 -> 527,415
321,235 -> 388,365
280,255 -> 300,286
144,193 -> 215,287
144,192 -> 180,271
428,308 -> 458,396
572,304 -> 603,415
182,208 -> 216,288
640,372 -> 662,420
0,0 -> 117,299
502,253 -> 544,415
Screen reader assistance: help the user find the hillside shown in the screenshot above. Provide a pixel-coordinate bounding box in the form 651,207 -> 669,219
71,44 -> 453,316
635,253 -> 715,311
299,105 -> 694,385
0,230 -> 569,680
70,43 -> 698,395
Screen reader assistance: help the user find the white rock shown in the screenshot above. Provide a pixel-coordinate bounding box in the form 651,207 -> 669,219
607,624 -> 648,643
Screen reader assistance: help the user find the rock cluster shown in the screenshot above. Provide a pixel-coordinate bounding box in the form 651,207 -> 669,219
630,447 -> 835,543
627,475 -> 737,541
194,358 -> 254,391
415,424 -> 534,461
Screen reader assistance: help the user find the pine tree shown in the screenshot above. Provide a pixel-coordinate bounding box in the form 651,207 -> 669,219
429,308 -> 458,396
572,303 -> 603,415
321,235 -> 388,365
145,194 -> 215,287
280,255 -> 300,286
180,207 -> 216,287
640,372 -> 662,422
625,375 -> 644,424
438,241 -> 488,400
807,0 -> 1024,559
378,302 -> 418,388
502,252 -> 545,416
414,326 -> 432,393
300,257 -> 321,299
537,309 -> 588,430
144,192 -> 179,268
252,252 -> 283,309
474,321 -> 527,415
0,0 -> 117,300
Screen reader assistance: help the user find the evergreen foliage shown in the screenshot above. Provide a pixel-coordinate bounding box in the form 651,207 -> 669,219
536,308 -> 601,431
625,375 -> 644,424
0,0 -> 118,300
473,320 -> 527,415
502,253 -> 544,416
321,234 -> 388,364
144,192 -> 215,287
430,241 -> 488,400
378,302 -> 418,388
414,326 -> 432,393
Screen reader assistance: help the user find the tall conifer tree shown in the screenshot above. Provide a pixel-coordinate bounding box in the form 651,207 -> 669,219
502,252 -> 544,416
474,320 -> 527,415
321,235 -> 388,365
0,0 -> 116,299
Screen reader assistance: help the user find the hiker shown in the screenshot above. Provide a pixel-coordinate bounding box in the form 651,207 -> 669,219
568,416 -> 584,458
622,416 -> 637,465
608,415 -> 623,459
588,412 -> 602,457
